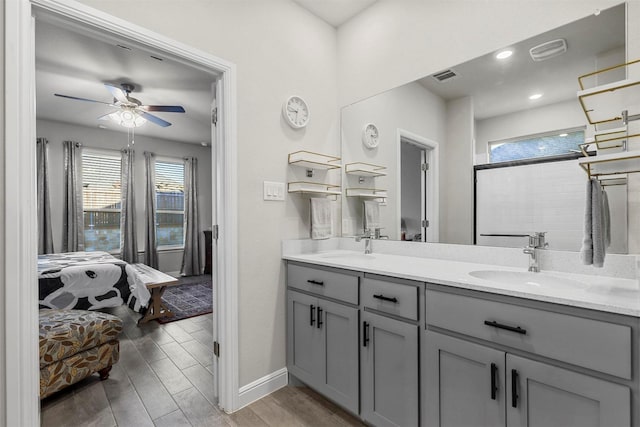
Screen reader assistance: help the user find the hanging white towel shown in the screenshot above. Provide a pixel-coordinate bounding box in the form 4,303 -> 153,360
602,189 -> 611,249
363,200 -> 380,231
580,179 -> 606,267
310,197 -> 332,240
591,180 -> 605,267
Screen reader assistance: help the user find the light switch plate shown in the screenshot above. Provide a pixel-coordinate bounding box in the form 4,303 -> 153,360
264,181 -> 285,201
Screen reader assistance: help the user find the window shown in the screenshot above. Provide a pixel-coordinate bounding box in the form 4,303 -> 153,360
489,128 -> 585,163
155,160 -> 185,247
82,149 -> 122,252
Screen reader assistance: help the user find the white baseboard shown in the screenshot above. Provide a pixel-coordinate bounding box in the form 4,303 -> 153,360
166,270 -> 181,278
237,368 -> 288,409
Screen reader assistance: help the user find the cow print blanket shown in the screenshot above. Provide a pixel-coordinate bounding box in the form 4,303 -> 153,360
38,251 -> 151,313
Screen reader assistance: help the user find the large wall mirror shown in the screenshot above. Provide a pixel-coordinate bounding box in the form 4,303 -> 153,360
341,3 -> 629,254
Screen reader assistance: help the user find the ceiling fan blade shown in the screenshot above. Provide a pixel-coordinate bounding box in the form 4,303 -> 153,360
141,105 -> 186,113
54,93 -> 113,105
104,83 -> 130,104
139,110 -> 172,127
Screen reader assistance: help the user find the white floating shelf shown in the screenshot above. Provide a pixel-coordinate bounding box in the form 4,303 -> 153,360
288,150 -> 341,170
288,181 -> 341,196
599,177 -> 627,187
578,77 -> 640,125
345,162 -> 387,177
345,188 -> 388,198
578,150 -> 640,177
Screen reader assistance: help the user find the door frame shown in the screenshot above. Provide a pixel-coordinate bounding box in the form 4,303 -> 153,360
4,0 -> 239,423
396,129 -> 440,242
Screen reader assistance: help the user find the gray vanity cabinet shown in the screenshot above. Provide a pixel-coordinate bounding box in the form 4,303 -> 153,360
286,262 -> 360,415
361,310 -> 419,427
506,354 -> 630,427
424,331 -> 506,427
425,286 -> 633,427
361,275 -> 421,427
425,331 -> 630,427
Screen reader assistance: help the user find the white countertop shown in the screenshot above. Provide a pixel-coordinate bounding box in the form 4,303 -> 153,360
283,250 -> 640,317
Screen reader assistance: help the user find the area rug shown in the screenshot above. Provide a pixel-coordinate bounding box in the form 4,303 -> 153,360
157,274 -> 213,323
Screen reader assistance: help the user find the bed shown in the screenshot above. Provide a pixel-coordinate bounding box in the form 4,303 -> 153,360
38,251 -> 151,313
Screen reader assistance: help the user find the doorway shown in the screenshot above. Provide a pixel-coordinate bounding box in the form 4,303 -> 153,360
397,130 -> 439,243
5,0 -> 238,423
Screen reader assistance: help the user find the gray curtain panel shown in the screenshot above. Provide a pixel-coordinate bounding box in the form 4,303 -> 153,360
120,148 -> 138,263
62,141 -> 84,252
37,138 -> 55,254
181,157 -> 201,276
144,152 -> 159,268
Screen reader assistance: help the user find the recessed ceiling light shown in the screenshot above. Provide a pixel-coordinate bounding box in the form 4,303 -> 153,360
559,133 -> 568,137
496,50 -> 513,60
98,124 -> 107,129
529,93 -> 543,100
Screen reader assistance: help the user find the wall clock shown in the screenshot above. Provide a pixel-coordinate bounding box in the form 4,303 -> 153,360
282,95 -> 310,129
362,123 -> 379,149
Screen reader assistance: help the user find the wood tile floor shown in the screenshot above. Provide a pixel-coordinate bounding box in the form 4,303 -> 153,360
40,306 -> 365,427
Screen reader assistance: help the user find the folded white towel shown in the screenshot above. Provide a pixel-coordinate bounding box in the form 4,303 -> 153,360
310,197 -> 332,240
363,200 -> 380,231
580,179 -> 606,268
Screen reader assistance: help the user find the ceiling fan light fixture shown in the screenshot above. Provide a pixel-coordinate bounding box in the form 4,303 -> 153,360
109,109 -> 147,128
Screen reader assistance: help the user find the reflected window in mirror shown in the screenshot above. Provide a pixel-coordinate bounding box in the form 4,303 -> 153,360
488,127 -> 585,163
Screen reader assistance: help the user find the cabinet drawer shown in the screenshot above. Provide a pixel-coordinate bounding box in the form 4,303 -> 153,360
362,276 -> 419,321
287,263 -> 359,305
426,289 -> 631,379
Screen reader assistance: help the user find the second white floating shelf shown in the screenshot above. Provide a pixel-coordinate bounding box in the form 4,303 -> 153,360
578,150 -> 640,177
288,181 -> 341,196
345,162 -> 387,177
288,150 -> 341,170
345,188 -> 388,198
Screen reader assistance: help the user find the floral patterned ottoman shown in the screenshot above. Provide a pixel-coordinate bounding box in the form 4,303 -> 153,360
39,309 -> 122,399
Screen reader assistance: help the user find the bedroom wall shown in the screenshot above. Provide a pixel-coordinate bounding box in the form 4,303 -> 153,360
37,119 -> 213,275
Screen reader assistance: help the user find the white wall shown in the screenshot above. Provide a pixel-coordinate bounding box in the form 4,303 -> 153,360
337,0 -> 623,106
75,0 -> 339,387
442,96 -> 474,244
341,81 -> 445,239
37,119 -> 212,274
475,100 -> 586,163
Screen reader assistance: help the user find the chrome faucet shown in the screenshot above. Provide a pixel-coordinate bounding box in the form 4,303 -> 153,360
355,229 -> 374,254
523,232 -> 548,272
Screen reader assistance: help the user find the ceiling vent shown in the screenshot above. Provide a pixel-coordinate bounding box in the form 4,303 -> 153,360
529,39 -> 567,61
431,69 -> 458,82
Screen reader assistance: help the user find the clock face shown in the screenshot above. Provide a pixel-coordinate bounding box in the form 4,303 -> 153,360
362,123 -> 379,149
283,96 -> 310,128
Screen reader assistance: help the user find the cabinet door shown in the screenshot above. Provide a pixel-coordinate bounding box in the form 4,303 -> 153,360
424,331 -> 506,427
287,291 -> 321,385
507,354 -> 630,427
361,311 -> 419,427
318,299 -> 359,414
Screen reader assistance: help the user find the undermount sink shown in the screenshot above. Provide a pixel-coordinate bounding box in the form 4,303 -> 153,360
319,252 -> 376,261
468,270 -> 587,289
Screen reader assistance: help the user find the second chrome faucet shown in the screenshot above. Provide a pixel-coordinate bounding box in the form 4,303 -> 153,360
523,232 -> 548,272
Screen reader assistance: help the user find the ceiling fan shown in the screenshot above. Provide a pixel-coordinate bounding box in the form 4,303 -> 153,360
54,83 -> 185,128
